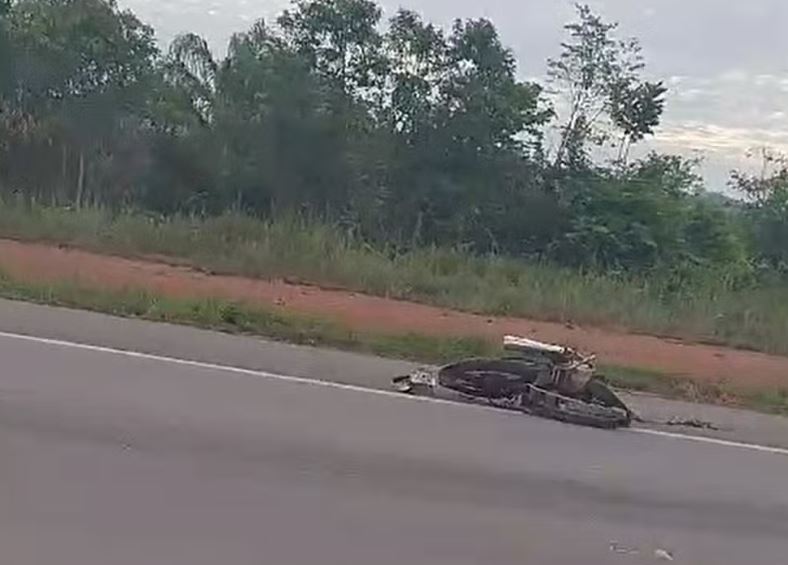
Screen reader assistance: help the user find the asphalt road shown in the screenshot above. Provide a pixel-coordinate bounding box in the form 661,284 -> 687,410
3,298 -> 788,449
1,303 -> 788,564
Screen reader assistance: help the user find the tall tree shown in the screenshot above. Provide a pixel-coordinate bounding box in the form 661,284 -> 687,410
277,0 -> 390,228
0,0 -> 13,142
278,0 -> 385,98
218,19 -> 346,213
382,15 -> 550,247
548,3 -> 664,168
440,18 -> 548,157
384,9 -> 446,140
163,33 -> 218,127
0,0 -> 11,93
4,0 -> 158,206
609,78 -> 666,163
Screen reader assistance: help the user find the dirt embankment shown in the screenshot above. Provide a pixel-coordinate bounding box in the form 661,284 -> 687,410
1,238 -> 787,392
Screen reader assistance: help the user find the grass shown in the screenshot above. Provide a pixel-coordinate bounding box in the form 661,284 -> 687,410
3,201 -> 788,357
1,268 -> 786,415
600,365 -> 729,405
0,268 -> 496,365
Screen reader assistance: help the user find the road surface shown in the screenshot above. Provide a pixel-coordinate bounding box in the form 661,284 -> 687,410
1,302 -> 788,564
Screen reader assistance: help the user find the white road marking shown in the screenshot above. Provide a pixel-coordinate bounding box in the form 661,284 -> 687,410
2,329 -> 788,457
629,427 -> 788,455
0,331 -> 491,409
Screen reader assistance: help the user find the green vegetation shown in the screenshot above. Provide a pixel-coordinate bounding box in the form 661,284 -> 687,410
0,0 -> 765,273
0,265 -> 494,364
599,366 -> 728,406
4,202 -> 788,356
1,268 -> 786,414
2,2 -> 788,358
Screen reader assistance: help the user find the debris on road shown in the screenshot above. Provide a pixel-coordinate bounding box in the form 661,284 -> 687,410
609,541 -> 640,555
654,548 -> 675,561
393,335 -> 634,429
664,417 -> 720,431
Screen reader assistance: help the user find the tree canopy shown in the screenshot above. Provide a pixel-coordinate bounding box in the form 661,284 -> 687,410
0,0 -> 776,281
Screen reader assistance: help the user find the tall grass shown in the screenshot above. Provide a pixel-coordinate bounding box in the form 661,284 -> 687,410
2,200 -> 788,355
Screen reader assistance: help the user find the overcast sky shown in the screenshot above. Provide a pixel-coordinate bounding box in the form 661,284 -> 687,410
122,0 -> 788,190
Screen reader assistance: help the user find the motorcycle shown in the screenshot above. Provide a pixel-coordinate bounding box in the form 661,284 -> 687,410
392,335 -> 633,429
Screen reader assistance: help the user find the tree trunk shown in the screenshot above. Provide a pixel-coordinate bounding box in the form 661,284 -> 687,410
60,143 -> 68,206
620,135 -> 632,165
554,97 -> 581,168
76,150 -> 85,210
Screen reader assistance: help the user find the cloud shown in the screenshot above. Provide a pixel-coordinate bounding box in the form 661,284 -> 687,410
656,122 -> 788,155
658,71 -> 788,148
719,70 -> 749,83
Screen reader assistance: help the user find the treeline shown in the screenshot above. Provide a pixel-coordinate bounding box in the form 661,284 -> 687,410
1,0 -> 786,280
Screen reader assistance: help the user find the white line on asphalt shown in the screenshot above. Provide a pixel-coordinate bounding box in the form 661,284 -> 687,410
629,428 -> 788,455
0,331 -> 489,409
2,329 -> 788,457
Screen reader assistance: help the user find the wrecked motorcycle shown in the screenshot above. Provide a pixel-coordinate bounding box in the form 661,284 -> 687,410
392,335 -> 633,429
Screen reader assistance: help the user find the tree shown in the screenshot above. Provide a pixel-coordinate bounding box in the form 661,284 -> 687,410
440,18 -> 549,156
548,3 -> 665,168
609,79 -> 667,162
383,9 -> 447,140
379,14 -> 550,248
276,1 -> 391,231
278,0 -> 385,98
218,19 -> 347,213
549,153 -> 728,271
0,0 -> 11,93
0,0 -> 14,148
730,148 -> 788,272
3,0 -> 158,206
162,33 -> 218,128
0,0 -> 757,283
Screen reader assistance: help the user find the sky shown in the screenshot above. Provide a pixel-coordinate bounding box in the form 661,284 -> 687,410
121,0 -> 788,191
